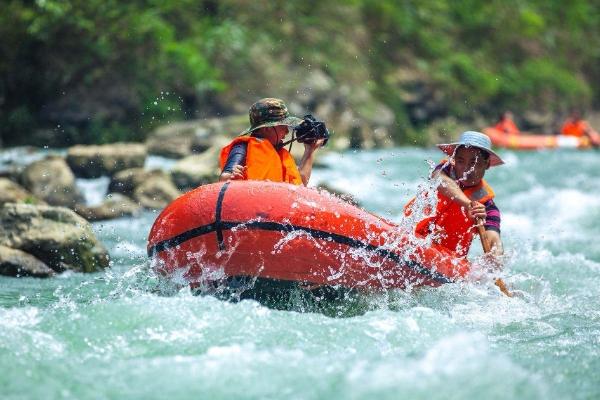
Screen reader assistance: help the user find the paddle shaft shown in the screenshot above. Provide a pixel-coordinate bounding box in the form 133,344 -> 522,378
477,220 -> 513,297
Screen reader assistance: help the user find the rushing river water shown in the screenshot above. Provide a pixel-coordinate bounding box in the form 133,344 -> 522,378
1,147 -> 599,399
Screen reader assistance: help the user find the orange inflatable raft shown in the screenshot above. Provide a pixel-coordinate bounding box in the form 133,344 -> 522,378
147,181 -> 470,291
484,127 -> 600,150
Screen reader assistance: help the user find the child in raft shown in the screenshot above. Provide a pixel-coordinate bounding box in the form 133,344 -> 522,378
404,131 -> 504,263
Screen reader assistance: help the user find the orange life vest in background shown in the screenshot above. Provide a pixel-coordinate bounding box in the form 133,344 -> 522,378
405,179 -> 495,257
494,119 -> 520,135
219,136 -> 303,185
561,120 -> 589,137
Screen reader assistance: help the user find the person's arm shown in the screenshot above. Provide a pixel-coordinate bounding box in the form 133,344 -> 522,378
219,143 -> 247,181
298,139 -> 324,186
432,169 -> 487,221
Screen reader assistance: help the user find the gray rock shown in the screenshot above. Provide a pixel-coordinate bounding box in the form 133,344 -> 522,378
132,172 -> 180,210
74,193 -> 141,221
0,245 -> 55,278
146,135 -> 193,159
0,178 -> 44,206
170,139 -> 227,190
20,156 -> 84,207
66,143 -> 147,178
108,168 -> 155,196
145,116 -> 246,158
170,155 -> 218,191
0,203 -> 110,273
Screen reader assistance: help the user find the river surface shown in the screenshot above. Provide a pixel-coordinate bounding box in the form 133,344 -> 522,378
1,147 -> 599,399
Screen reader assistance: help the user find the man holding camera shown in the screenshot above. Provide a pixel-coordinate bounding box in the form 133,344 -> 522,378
219,98 -> 326,186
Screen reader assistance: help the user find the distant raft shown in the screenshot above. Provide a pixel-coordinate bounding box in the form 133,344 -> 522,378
484,127 -> 600,150
147,181 -> 470,291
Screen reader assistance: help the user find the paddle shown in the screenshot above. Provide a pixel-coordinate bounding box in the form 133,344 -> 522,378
477,220 -> 513,297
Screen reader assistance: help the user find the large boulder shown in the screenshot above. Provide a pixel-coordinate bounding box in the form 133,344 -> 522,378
170,154 -> 218,191
107,168 -> 180,210
0,203 -> 110,273
74,193 -> 141,222
170,138 -> 227,190
66,143 -> 147,178
146,135 -> 193,159
0,245 -> 55,278
132,172 -> 180,210
145,116 -> 245,158
0,178 -> 44,206
108,168 -> 158,196
20,156 -> 83,207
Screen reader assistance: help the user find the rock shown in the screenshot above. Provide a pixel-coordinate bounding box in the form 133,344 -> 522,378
74,193 -> 141,221
0,178 -> 44,206
108,168 -> 181,209
146,115 -> 246,158
20,156 -> 84,207
170,156 -> 216,191
0,245 -> 55,278
0,203 -> 110,273
170,139 -> 227,190
66,143 -> 147,178
190,126 -> 215,154
108,168 -> 156,196
132,172 -> 180,210
146,135 -> 193,159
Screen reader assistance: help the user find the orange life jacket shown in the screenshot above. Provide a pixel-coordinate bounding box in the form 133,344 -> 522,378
404,177 -> 495,257
219,136 -> 303,185
494,119 -> 520,135
561,120 -> 589,137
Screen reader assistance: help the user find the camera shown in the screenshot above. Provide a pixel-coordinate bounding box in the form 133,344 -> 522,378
294,114 -> 330,146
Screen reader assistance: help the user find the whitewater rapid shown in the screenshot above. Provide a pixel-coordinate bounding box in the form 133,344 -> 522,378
1,147 -> 599,399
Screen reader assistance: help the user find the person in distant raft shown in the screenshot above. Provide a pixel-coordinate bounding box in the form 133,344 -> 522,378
494,111 -> 520,135
404,131 -> 505,261
560,111 -> 600,146
219,98 -> 326,186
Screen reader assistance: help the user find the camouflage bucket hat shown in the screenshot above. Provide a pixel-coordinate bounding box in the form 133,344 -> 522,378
240,98 -> 303,135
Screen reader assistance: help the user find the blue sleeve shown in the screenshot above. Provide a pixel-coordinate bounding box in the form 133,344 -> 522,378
222,143 -> 247,173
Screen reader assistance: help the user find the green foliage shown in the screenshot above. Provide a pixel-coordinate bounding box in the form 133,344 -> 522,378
1,0 -> 600,146
0,0 -> 226,146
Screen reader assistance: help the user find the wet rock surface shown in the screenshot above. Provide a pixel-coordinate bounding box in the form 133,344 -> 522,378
20,156 -> 84,207
66,143 -> 147,178
74,193 -> 141,221
170,153 -> 219,191
108,168 -> 156,196
132,172 -> 180,210
0,178 -> 43,206
0,203 -> 110,273
0,245 -> 55,278
145,116 -> 244,158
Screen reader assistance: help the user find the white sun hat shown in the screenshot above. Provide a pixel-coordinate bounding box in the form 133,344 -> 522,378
437,131 -> 504,167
